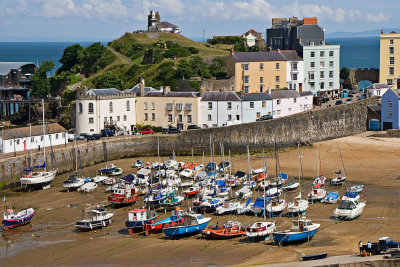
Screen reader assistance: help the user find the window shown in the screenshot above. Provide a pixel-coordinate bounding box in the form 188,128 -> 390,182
310,82 -> 315,90
208,102 -> 212,110
275,63 -> 280,70
329,51 -> 334,57
243,76 -> 249,84
320,51 -> 325,57
56,134 -> 59,139
293,73 -> 298,80
390,39 -> 394,45
308,72 -> 315,80
242,63 -> 249,70
256,112 -> 260,119
168,114 -> 173,122
250,102 -> 254,109
104,117 -> 107,123
388,111 -> 393,118
187,115 -> 192,123
294,98 -> 297,103
228,114 -> 232,121
89,118 -> 94,124
244,86 -> 249,93
123,115 -> 127,121
227,102 -> 232,110
144,113 -> 148,121
390,47 -> 394,54
208,114 -> 212,121
185,104 -> 192,111
277,100 -> 281,105
88,103 -> 94,114
320,61 -> 325,68
320,82 -> 325,90
236,115 -> 240,120
260,77 -> 263,83
329,82 -> 333,88
117,116 -> 120,121
176,103 -> 183,111
292,62 -> 298,70
277,110 -> 281,115
62,133 -> 65,138
262,101 -> 266,109
126,100 -> 130,111
109,102 -> 113,113
260,63 -> 264,70
320,71 -> 325,79
78,103 -> 83,114
90,129 -> 94,132
260,84 -> 264,92
288,108 -> 292,112
275,76 -> 280,83
178,115 -> 182,122
167,103 -> 173,111
310,62 -> 315,68
329,61 -> 334,67
388,101 -> 393,108
329,71 -> 334,78
387,79 -> 393,85
390,57 -> 395,65
389,67 -> 394,75
276,85 -> 280,89
144,102 -> 148,110
151,113 -> 155,121
16,139 -> 19,145
310,51 -> 315,58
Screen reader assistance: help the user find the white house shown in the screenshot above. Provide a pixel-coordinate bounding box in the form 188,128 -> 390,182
76,88 -> 136,135
366,83 -> 390,97
281,51 -> 304,91
271,90 -> 311,118
200,92 -> 242,128
241,93 -> 273,123
0,123 -> 68,154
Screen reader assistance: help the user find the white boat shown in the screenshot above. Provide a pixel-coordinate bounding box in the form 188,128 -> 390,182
75,209 -> 114,230
330,176 -> 346,186
78,182 -> 98,193
162,177 -> 181,187
308,188 -> 326,202
251,168 -> 265,174
257,180 -> 270,190
263,187 -> 281,197
348,185 -> 364,193
180,181 -> 194,188
242,181 -> 256,189
92,175 -> 109,184
102,177 -> 115,185
195,164 -> 204,171
137,168 -> 151,176
333,199 -> 366,220
180,168 -> 195,178
266,198 -> 286,214
246,221 -> 276,241
216,187 -> 231,197
109,168 -> 123,176
287,197 -> 309,214
63,174 -> 85,191
215,201 -> 242,215
283,181 -> 299,191
342,191 -> 360,201
235,186 -> 252,199
151,162 -> 161,170
198,197 -> 224,212
164,159 -> 178,169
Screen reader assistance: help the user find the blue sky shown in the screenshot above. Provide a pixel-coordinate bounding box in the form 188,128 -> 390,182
0,0 -> 396,41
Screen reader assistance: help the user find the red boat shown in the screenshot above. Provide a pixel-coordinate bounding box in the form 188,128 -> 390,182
143,208 -> 185,234
108,185 -> 139,205
202,221 -> 245,239
183,185 -> 200,196
252,172 -> 267,182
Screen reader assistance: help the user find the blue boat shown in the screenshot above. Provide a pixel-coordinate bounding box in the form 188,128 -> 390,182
144,190 -> 166,205
98,164 -> 116,174
125,208 -> 157,230
272,217 -> 320,244
205,162 -> 217,172
163,214 -> 211,238
3,208 -> 35,229
323,192 -> 339,204
143,208 -> 185,233
250,197 -> 271,214
302,252 -> 328,261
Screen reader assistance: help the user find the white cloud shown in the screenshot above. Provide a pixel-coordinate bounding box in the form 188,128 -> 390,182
366,12 -> 389,23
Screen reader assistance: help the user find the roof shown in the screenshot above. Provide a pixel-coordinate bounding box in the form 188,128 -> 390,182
388,88 -> 400,99
160,21 -> 178,28
242,93 -> 272,101
123,83 -> 161,94
231,51 -> 287,62
1,123 -> 66,140
201,91 -> 241,101
366,83 -> 389,90
368,105 -> 381,114
0,62 -> 36,76
128,209 -> 147,213
87,88 -> 121,96
144,91 -> 200,97
279,50 -> 302,61
299,91 -> 313,96
270,90 -> 300,99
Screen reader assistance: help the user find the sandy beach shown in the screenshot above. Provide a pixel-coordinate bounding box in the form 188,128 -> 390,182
1,133 -> 400,266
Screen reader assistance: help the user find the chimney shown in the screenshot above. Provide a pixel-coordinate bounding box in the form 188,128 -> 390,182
139,77 -> 145,96
268,89 -> 271,94
381,29 -> 384,34
163,86 -> 171,95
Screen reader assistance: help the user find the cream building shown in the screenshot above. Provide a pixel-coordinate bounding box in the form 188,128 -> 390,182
380,31 -> 400,89
136,87 -> 201,130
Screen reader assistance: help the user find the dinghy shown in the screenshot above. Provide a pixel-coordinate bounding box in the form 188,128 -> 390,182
206,221 -> 245,239
302,252 -> 328,261
246,221 -> 275,241
282,181 -> 299,191
78,182 -> 97,193
63,174 -> 84,191
143,208 -> 185,234
3,208 -> 35,230
75,209 -> 114,230
109,168 -> 123,176
348,185 -> 364,193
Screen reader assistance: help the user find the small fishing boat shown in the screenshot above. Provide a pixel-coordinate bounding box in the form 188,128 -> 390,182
143,208 -> 185,234
2,208 -> 35,230
302,252 -> 328,261
287,196 -> 309,215
98,164 -> 116,174
282,181 -> 299,191
180,168 -> 195,178
132,160 -> 144,168
235,187 -> 253,199
163,213 -> 211,238
272,217 -> 320,244
108,185 -> 139,205
75,209 -> 114,230
308,188 -> 326,202
333,199 -> 366,220
63,174 -> 85,191
198,198 -> 224,212
206,221 -> 245,239
78,182 -> 97,193
109,168 -> 123,176
323,192 -> 340,204
215,202 -> 242,215
266,198 -> 286,215
342,191 -> 360,201
246,221 -> 275,241
125,208 -> 157,231
92,175 -> 109,184
348,185 -> 364,193
160,193 -> 184,208
183,185 -> 200,197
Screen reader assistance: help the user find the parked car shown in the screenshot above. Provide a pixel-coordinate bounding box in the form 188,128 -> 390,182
67,134 -> 75,141
101,129 -> 115,137
140,128 -> 154,135
187,124 -> 201,130
79,133 -> 88,140
321,96 -> 330,103
256,114 -> 273,121
335,100 -> 343,106
345,98 -> 353,104
87,134 -> 101,140
162,126 -> 181,134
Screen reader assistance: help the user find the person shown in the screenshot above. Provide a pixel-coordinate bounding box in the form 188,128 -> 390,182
367,241 -> 372,255
359,240 -> 363,254
215,221 -> 219,229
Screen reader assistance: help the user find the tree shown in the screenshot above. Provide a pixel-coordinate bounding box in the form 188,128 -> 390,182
57,44 -> 83,74
30,61 -> 54,97
92,72 -> 123,89
176,60 -> 193,79
79,42 -> 107,76
340,67 -> 350,81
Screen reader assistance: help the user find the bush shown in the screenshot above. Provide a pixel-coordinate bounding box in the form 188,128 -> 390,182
64,89 -> 77,103
188,47 -> 199,54
152,126 -> 163,132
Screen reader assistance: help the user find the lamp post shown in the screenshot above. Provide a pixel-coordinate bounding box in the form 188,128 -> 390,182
0,125 -> 3,157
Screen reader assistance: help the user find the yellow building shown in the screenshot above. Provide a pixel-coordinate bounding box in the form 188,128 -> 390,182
226,50 -> 302,93
136,87 -> 201,130
380,31 -> 400,88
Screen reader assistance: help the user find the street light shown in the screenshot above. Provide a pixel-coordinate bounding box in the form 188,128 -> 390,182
0,125 -> 3,157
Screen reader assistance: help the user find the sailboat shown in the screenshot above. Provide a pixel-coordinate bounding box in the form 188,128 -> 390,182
63,137 -> 85,191
287,145 -> 309,215
308,146 -> 326,202
20,99 -> 57,191
330,145 -> 347,186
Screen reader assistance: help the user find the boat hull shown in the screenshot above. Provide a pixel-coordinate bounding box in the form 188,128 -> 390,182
163,220 -> 211,238
302,253 -> 328,261
143,216 -> 185,233
273,228 -> 319,244
75,218 -> 112,230
108,195 -> 139,205
3,212 -> 35,230
20,170 -> 57,190
125,218 -> 156,230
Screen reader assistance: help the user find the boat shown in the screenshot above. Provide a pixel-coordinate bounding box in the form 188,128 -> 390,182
272,217 -> 320,244
250,197 -> 270,214
98,164 -> 116,175
266,198 -> 286,214
63,174 -> 85,191
151,162 -> 161,170
348,185 -> 364,193
78,182 -> 98,193
163,213 -> 211,238
132,160 -> 144,168
20,99 -> 57,191
143,208 -> 185,234
180,168 -> 195,178
302,252 -> 328,261
308,188 -> 326,202
109,168 -> 123,176
333,199 -> 366,220
313,176 -> 327,188
218,161 -> 231,173
263,187 -> 281,197
91,175 -> 109,184
183,185 -> 200,197
205,221 -> 245,239
242,180 -> 256,189
160,193 -> 184,208
144,190 -> 166,205
215,201 -> 243,215
102,177 -> 115,185
246,221 -> 276,241
179,181 -> 194,188
125,208 -> 157,231
2,208 -> 35,230
198,197 -> 224,212
342,191 -> 360,201
108,185 -> 139,205
164,159 -> 178,169
75,209 -> 114,230
205,162 -> 217,172
330,145 -> 347,186
282,181 -> 299,191
323,192 -> 340,204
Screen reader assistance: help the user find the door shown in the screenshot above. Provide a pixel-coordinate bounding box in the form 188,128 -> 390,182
383,122 -> 393,130
299,221 -> 304,232
299,83 -> 302,92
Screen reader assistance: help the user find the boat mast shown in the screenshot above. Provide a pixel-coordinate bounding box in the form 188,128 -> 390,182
298,144 -> 303,199
157,136 -> 160,166
29,124 -> 32,168
318,145 -> 323,177
74,136 -> 78,174
338,145 -> 346,177
263,149 -> 266,222
229,150 -> 232,199
42,99 -> 46,171
247,145 -> 251,183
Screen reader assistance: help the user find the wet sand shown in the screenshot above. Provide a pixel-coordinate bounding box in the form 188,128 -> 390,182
1,133 -> 400,266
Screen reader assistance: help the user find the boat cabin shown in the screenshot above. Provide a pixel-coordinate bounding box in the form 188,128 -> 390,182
128,209 -> 148,221
338,200 -> 358,210
291,218 -> 314,232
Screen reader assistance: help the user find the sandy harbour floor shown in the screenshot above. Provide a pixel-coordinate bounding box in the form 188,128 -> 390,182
1,133 -> 400,266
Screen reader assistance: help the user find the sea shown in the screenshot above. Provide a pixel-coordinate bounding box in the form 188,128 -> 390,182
0,37 -> 380,75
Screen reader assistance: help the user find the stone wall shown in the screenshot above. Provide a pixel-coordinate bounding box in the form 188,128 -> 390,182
0,98 -> 378,184
349,68 -> 379,89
